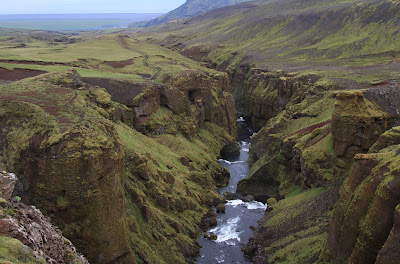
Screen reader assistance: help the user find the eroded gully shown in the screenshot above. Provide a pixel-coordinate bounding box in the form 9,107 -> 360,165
196,113 -> 267,264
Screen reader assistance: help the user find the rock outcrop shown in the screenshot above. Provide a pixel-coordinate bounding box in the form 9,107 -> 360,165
0,171 -> 89,264
84,72 -> 237,138
0,69 -> 238,264
242,69 -> 321,130
0,171 -> 17,200
327,126 -> 400,263
238,79 -> 400,262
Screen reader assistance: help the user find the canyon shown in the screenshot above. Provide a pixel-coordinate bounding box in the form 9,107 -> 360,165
1,0 -> 400,263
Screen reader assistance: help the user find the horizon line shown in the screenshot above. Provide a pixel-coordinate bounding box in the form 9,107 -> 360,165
0,12 -> 165,15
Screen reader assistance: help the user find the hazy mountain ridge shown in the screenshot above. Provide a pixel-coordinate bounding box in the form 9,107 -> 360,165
144,0 -> 253,27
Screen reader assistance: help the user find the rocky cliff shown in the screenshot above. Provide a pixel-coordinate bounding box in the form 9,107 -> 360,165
0,170 -> 89,264
141,0 -> 400,262
328,125 -> 400,264
0,69 -> 237,263
239,80 -> 400,262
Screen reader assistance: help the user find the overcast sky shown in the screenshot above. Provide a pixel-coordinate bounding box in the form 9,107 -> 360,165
1,0 -> 186,14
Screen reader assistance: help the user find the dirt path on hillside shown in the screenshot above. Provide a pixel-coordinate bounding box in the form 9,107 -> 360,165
116,36 -> 161,81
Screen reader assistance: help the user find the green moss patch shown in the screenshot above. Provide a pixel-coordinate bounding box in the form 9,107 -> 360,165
0,236 -> 47,264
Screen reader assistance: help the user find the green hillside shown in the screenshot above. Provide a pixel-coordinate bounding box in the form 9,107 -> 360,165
147,0 -> 400,84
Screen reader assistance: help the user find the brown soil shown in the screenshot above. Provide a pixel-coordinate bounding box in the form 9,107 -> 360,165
0,67 -> 46,81
0,86 -> 74,124
0,60 -> 66,66
104,59 -> 134,69
286,120 -> 331,138
117,37 -> 128,49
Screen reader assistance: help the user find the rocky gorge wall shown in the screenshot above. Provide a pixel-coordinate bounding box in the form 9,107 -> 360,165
0,171 -> 89,264
0,69 -> 238,263
236,73 -> 400,262
145,35 -> 400,261
84,71 -> 236,138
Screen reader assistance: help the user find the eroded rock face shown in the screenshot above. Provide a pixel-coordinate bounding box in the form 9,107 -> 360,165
242,69 -> 321,130
163,72 -> 237,137
0,171 -> 88,264
375,203 -> 400,264
20,129 -> 133,264
85,72 -> 237,138
328,143 -> 400,263
332,91 -> 394,159
0,171 -> 17,200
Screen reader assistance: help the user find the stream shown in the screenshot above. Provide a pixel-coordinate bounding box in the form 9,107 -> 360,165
196,114 -> 267,264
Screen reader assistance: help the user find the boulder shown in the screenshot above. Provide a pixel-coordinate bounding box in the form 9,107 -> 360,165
243,195 -> 255,202
214,167 -> 230,187
220,141 -> 240,160
0,171 -> 17,200
216,203 -> 226,213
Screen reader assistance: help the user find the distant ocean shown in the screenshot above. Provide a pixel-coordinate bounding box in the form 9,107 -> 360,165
0,13 -> 163,31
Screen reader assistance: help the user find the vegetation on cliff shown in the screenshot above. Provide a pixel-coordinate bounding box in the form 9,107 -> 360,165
141,0 -> 400,262
0,42 -> 237,263
1,0 -> 400,262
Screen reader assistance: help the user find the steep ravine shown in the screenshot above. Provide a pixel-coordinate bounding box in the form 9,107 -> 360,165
0,69 -> 239,264
231,67 -> 400,263
180,56 -> 400,263
197,114 -> 266,264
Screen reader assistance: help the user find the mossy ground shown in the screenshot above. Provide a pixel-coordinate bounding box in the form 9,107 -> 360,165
246,188 -> 335,264
0,29 -> 217,83
0,236 -> 47,264
117,120 -> 232,263
148,0 -> 400,85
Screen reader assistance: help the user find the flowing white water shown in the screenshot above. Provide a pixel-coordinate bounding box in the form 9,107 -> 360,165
197,115 -> 267,264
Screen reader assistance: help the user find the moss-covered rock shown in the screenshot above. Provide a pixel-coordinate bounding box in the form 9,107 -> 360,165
163,72 -> 237,137
327,135 -> 400,263
244,188 -> 335,264
0,236 -> 48,264
375,203 -> 400,264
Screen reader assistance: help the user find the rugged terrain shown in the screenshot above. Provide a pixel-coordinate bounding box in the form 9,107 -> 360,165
142,0 -> 400,263
0,171 -> 89,264
1,0 -> 400,263
0,30 -> 238,264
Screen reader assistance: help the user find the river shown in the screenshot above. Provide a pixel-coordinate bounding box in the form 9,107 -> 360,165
196,115 -> 267,264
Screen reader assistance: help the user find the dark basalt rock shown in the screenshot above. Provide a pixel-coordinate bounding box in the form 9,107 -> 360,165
220,141 -> 240,160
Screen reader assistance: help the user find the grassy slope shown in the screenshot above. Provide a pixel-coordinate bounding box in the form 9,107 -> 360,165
141,1 -> 400,262
0,28 -> 217,82
0,71 -> 234,263
117,121 -> 228,263
147,0 -> 400,84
